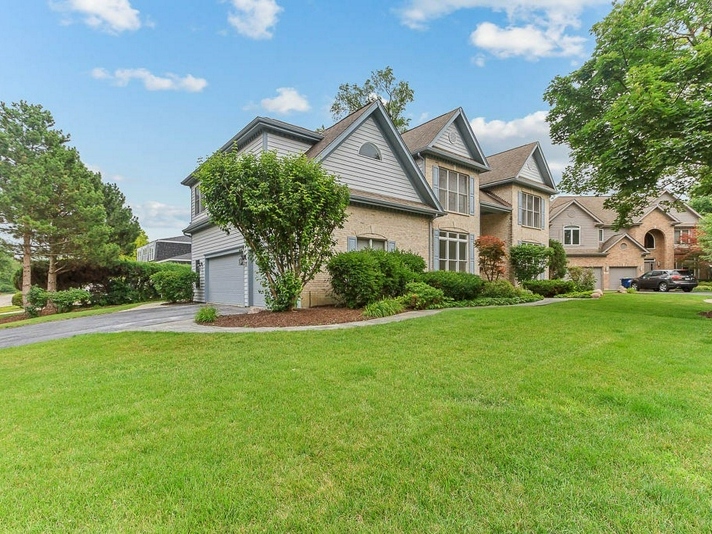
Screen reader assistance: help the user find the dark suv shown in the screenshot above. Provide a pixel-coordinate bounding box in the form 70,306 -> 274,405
630,270 -> 698,292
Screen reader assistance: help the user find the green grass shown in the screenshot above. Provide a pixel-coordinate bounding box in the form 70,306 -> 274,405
0,305 -> 22,314
1,293 -> 712,532
0,302 -> 142,329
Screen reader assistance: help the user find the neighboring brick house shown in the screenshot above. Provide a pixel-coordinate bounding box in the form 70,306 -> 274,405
182,102 -> 558,306
136,235 -> 191,264
549,193 -> 702,289
479,142 -> 557,280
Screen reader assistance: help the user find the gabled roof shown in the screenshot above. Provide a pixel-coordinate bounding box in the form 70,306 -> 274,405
601,233 -> 649,254
480,189 -> 512,214
481,142 -> 557,194
635,204 -> 681,225
550,198 -> 605,225
306,100 -> 443,216
402,108 -> 490,171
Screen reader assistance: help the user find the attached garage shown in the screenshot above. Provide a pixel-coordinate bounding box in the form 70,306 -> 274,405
609,267 -> 638,290
206,253 -> 245,305
591,267 -> 603,290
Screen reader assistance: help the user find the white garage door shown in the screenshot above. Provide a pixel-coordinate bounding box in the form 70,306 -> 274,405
609,267 -> 638,290
206,254 -> 245,305
591,267 -> 603,290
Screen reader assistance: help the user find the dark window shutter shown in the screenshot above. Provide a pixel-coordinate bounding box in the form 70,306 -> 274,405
469,176 -> 475,215
432,229 -> 440,271
347,236 -> 357,251
518,191 -> 523,225
541,200 -> 546,229
469,233 -> 475,274
432,166 -> 439,191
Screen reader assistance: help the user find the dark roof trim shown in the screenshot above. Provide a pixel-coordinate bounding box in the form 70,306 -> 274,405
417,147 -> 490,172
480,201 -> 512,214
183,217 -> 214,235
481,176 -> 557,195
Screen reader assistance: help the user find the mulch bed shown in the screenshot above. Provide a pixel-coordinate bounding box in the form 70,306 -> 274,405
212,306 -> 368,328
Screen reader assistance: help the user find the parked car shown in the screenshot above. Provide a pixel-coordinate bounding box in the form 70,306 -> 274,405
630,270 -> 698,292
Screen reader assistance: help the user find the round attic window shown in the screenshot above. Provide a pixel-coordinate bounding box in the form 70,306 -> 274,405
620,243 -> 628,250
448,131 -> 458,144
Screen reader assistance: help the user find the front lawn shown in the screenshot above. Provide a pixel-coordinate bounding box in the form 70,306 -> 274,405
1,294 -> 711,531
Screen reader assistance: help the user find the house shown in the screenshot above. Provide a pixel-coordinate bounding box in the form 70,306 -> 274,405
136,235 -> 192,264
182,102 -> 558,307
549,193 -> 702,289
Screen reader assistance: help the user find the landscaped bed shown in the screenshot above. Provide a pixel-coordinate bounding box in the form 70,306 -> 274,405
1,293 -> 711,531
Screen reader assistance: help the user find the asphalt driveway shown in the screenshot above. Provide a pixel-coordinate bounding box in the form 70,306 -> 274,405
0,303 -> 249,349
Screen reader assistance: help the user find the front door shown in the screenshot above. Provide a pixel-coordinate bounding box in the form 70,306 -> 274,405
645,259 -> 655,272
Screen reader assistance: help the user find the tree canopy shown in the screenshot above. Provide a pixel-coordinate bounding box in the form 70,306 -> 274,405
545,0 -> 712,227
330,67 -> 414,132
194,149 -> 350,311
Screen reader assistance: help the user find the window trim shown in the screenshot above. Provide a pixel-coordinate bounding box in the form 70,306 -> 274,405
436,167 -> 470,215
563,225 -> 581,246
519,192 -> 543,229
358,142 -> 382,161
644,232 -> 656,249
438,231 -> 469,273
193,185 -> 204,216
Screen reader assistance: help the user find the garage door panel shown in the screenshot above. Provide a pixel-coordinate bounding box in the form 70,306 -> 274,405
609,267 -> 638,290
206,254 -> 245,305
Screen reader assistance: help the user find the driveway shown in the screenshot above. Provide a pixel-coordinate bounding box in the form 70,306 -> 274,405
0,303 -> 249,350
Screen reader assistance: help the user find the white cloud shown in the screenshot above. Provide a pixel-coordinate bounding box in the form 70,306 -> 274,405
92,68 -> 208,93
227,0 -> 282,39
470,111 -> 570,184
396,0 -> 608,60
134,201 -> 191,239
260,88 -> 310,114
86,163 -> 125,183
50,0 -> 143,33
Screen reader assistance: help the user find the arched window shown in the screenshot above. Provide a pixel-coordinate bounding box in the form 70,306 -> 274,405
358,142 -> 381,160
645,232 -> 655,249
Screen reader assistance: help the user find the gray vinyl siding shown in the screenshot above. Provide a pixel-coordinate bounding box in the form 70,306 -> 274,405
267,134 -> 312,156
320,117 -> 421,202
550,203 -> 599,249
519,155 -> 544,183
191,225 -> 245,302
433,123 -> 471,159
238,136 -> 263,155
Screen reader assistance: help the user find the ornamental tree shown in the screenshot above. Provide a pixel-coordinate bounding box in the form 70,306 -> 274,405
545,0 -> 712,227
474,235 -> 506,281
331,67 -> 414,132
509,243 -> 551,283
194,149 -> 350,311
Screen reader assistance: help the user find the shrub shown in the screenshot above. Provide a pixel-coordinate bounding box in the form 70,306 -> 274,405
327,252 -> 383,308
480,279 -> 520,299
420,271 -> 485,300
475,235 -> 507,281
554,291 -> 594,298
265,271 -> 302,312
400,281 -> 447,310
366,249 -> 417,298
363,298 -> 405,318
150,267 -> 198,303
25,286 -> 49,318
510,244 -> 551,282
448,294 -> 543,307
195,306 -> 218,323
567,266 -> 596,291
390,249 -> 426,274
49,288 -> 91,313
548,239 -> 567,279
11,291 -> 23,307
523,279 -> 577,297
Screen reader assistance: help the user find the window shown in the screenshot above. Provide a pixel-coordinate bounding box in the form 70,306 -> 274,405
675,228 -> 692,244
356,237 -> 385,251
439,231 -> 468,272
437,168 -> 470,214
519,192 -> 542,228
599,229 -> 605,242
358,142 -> 381,160
644,232 -> 655,249
193,185 -> 204,216
563,225 -> 580,246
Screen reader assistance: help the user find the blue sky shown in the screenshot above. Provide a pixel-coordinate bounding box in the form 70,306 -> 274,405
1,0 -> 613,240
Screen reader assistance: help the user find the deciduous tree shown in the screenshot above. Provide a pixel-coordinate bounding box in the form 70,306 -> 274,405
194,149 -> 350,311
474,235 -> 506,281
545,0 -> 712,227
331,67 -> 414,132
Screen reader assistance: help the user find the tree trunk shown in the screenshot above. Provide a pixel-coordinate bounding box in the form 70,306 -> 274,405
47,254 -> 57,293
22,233 -> 32,306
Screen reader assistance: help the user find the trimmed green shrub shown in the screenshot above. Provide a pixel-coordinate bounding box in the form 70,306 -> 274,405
480,279 -> 520,299
195,306 -> 218,323
420,271 -> 485,300
400,281 -> 447,310
523,279 -> 577,297
366,249 -> 417,298
363,298 -> 405,318
390,250 -> 426,274
448,294 -> 543,307
567,266 -> 596,291
554,291 -> 593,298
327,252 -> 384,309
510,244 -> 551,282
25,286 -> 49,318
11,291 -> 23,307
150,267 -> 198,303
49,288 -> 91,313
265,271 -> 302,312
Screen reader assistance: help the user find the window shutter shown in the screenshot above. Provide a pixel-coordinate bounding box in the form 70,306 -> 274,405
469,176 -> 475,216
469,233 -> 475,274
432,166 -> 439,191
540,200 -> 546,229
347,236 -> 357,251
432,229 -> 440,271
518,191 -> 523,225
387,241 -> 396,252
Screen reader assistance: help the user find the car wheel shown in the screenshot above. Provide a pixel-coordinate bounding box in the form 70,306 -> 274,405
659,282 -> 669,292
683,288 -> 693,292
630,282 -> 638,290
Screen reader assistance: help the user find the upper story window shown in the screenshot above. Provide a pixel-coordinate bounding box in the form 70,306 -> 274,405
437,168 -> 470,214
674,228 -> 692,244
644,232 -> 655,249
358,142 -> 381,160
599,229 -> 605,242
519,192 -> 543,228
563,225 -> 581,246
193,185 -> 204,216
